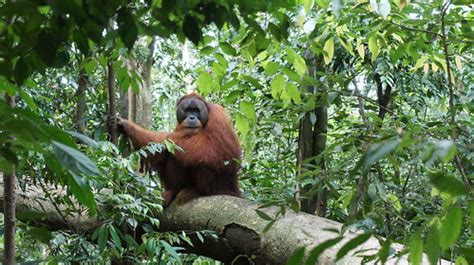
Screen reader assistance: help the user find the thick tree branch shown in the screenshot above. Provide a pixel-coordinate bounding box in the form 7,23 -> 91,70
0,181 -> 447,264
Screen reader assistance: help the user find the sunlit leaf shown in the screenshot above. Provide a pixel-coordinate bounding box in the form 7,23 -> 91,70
286,82 -> 301,104
357,39 -> 365,60
240,101 -> 257,121
235,115 -> 250,134
439,207 -> 463,249
304,0 -> 314,13
294,54 -> 307,76
264,61 -> 280,76
387,194 -> 401,212
412,56 -> 429,71
197,72 -> 213,96
368,36 -> 379,61
323,37 -> 335,65
455,55 -> 463,72
409,232 -> 423,265
271,74 -> 286,99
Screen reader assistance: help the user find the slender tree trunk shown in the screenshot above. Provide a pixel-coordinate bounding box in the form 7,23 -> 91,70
374,73 -> 392,120
3,93 -> 16,265
128,89 -> 137,122
74,70 -> 87,134
297,53 -> 328,216
137,38 -> 155,129
107,61 -> 118,145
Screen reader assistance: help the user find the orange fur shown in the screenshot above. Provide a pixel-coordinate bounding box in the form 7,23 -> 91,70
119,93 -> 242,205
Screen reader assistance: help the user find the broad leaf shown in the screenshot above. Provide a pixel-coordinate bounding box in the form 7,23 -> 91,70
409,232 -> 423,265
439,207 -> 463,249
323,37 -> 334,65
429,172 -> 468,197
336,233 -> 371,260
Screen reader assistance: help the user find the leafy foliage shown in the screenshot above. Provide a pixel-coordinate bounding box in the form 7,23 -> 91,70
0,0 -> 473,263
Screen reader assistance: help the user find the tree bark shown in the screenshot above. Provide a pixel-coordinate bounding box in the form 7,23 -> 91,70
136,38 -> 155,129
3,93 -> 16,265
107,61 -> 118,145
374,73 -> 392,120
0,183 -> 447,265
74,70 -> 87,134
297,53 -> 328,216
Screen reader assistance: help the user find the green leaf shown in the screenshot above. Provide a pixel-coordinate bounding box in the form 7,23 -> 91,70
183,15 -> 201,45
264,61 -> 280,76
323,37 -> 334,65
412,56 -> 429,72
304,0 -> 314,13
200,46 -> 214,56
52,141 -> 99,176
117,8 -> 138,49
219,42 -> 237,56
378,239 -> 392,264
336,233 -> 372,260
18,89 -> 38,113
67,131 -> 99,149
160,240 -> 182,262
293,54 -> 307,76
286,247 -> 305,265
387,194 -> 402,212
357,39 -> 365,60
286,82 -> 301,104
98,226 -> 108,251
306,237 -> 343,265
197,72 -> 213,96
271,74 -> 286,100
368,36 -> 379,61
255,209 -> 273,221
455,256 -> 469,265
68,171 -> 96,213
108,225 -> 122,248
0,147 -> 18,165
14,57 -> 30,85
429,172 -> 469,197
240,101 -> 256,121
425,226 -> 440,265
28,227 -> 52,244
361,139 -> 399,174
235,115 -> 250,134
439,207 -> 463,249
409,232 -> 423,265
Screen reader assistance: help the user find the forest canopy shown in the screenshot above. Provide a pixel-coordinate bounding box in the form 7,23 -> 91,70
0,0 -> 473,264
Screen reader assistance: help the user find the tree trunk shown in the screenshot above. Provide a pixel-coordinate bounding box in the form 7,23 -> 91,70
107,61 -> 118,145
3,93 -> 16,265
297,53 -> 328,216
74,70 -> 87,134
0,184 -> 447,265
374,73 -> 392,120
136,38 -> 155,129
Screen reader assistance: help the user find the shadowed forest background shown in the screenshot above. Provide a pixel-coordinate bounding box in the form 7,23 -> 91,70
0,0 -> 473,264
